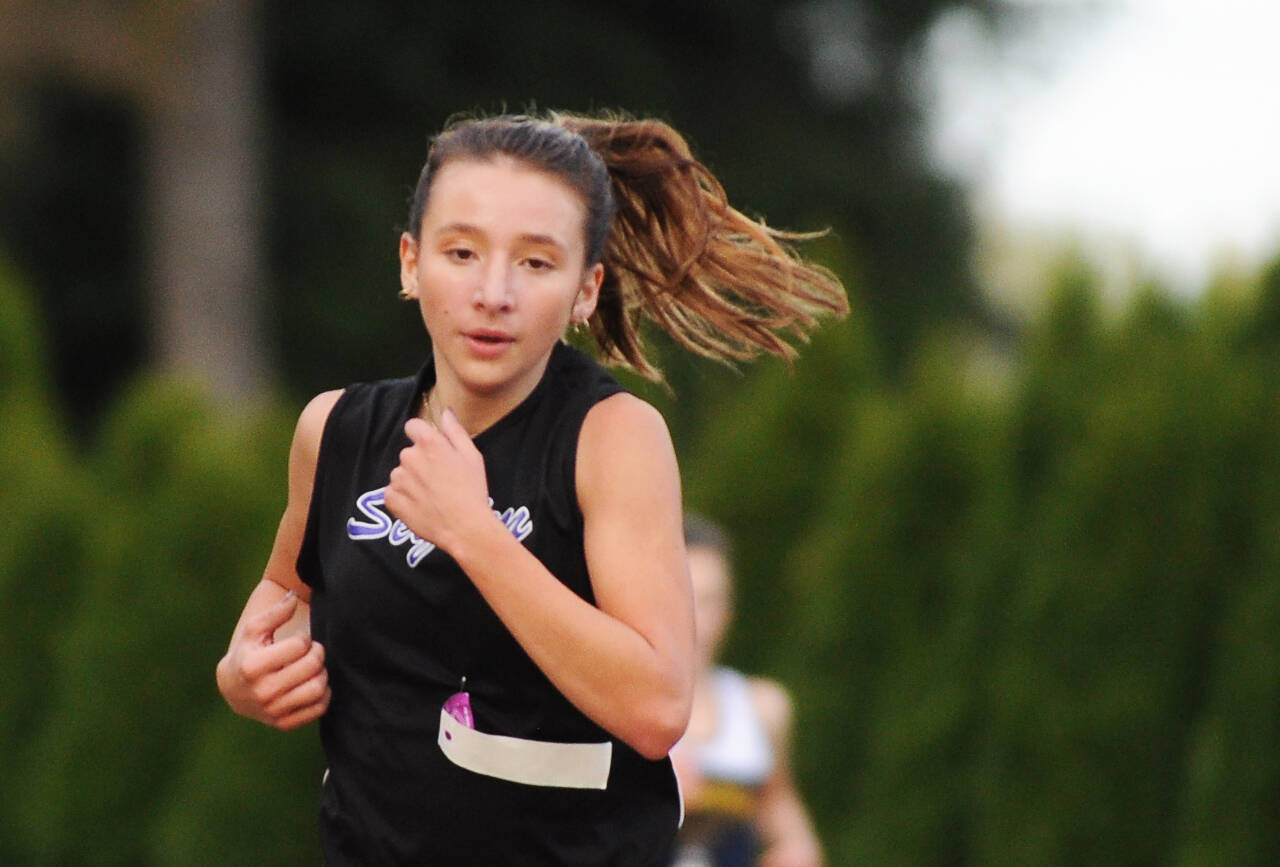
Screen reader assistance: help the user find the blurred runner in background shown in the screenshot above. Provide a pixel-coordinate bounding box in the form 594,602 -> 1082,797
670,514 -> 824,867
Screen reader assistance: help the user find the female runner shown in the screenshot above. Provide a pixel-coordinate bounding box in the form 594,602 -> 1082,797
670,515 -> 824,866
217,111 -> 848,865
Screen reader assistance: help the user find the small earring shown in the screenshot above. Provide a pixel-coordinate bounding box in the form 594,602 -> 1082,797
398,287 -> 412,301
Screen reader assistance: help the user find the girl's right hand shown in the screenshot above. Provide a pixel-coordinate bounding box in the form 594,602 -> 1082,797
216,591 -> 331,730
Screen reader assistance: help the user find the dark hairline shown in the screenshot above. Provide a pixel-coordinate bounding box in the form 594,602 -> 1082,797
409,153 -> 602,266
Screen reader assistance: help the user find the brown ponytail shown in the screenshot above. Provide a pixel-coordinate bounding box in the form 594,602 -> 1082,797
410,111 -> 849,380
553,113 -> 849,379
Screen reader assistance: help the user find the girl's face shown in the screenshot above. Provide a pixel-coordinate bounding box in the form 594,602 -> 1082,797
399,157 -> 603,405
688,544 -> 733,670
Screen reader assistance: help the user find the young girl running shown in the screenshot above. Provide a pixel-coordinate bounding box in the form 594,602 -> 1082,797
670,515 -> 824,867
216,111 -> 848,865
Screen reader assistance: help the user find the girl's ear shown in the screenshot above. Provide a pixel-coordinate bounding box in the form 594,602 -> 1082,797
399,232 -> 420,299
571,262 -> 605,323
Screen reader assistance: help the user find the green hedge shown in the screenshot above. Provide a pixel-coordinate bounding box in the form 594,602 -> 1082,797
4,254 -> 1280,863
0,261 -> 322,864
689,259 -> 1280,865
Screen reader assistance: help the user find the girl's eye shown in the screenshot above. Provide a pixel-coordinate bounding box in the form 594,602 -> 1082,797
524,257 -> 553,271
445,248 -> 474,262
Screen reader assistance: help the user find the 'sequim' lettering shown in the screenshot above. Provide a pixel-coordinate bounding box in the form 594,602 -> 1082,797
346,486 -> 533,568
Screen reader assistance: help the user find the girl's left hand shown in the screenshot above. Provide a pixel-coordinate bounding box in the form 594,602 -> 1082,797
385,409 -> 492,555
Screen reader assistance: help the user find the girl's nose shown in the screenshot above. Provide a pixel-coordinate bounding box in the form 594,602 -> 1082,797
474,262 -> 514,311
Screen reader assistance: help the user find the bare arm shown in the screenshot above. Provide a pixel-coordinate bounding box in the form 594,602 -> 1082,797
384,394 -> 695,759
752,678 -> 824,867
215,389 -> 342,730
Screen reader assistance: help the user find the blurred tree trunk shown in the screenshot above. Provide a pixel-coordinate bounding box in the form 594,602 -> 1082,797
0,0 -> 271,405
145,0 -> 271,403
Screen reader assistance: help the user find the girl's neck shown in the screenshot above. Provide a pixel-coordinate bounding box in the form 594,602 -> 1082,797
427,350 -> 555,436
687,669 -> 723,741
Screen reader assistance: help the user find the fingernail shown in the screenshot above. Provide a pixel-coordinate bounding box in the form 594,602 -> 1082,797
282,590 -> 297,603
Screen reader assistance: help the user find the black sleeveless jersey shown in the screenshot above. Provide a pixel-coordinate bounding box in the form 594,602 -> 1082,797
297,341 -> 681,865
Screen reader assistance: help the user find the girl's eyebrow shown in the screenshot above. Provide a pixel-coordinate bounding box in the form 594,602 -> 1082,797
515,232 -> 567,251
432,221 -> 480,236
433,223 -> 567,251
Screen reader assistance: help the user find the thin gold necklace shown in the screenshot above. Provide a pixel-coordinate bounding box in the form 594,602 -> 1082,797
420,387 -> 438,426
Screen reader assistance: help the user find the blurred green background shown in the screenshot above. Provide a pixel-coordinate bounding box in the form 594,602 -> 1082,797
3,1 -> 1280,864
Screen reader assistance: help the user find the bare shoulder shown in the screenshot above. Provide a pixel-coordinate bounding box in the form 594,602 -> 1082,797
748,676 -> 795,744
580,392 -> 671,447
577,393 -> 676,493
296,389 -> 344,448
286,389 -> 342,468
285,389 -> 344,507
